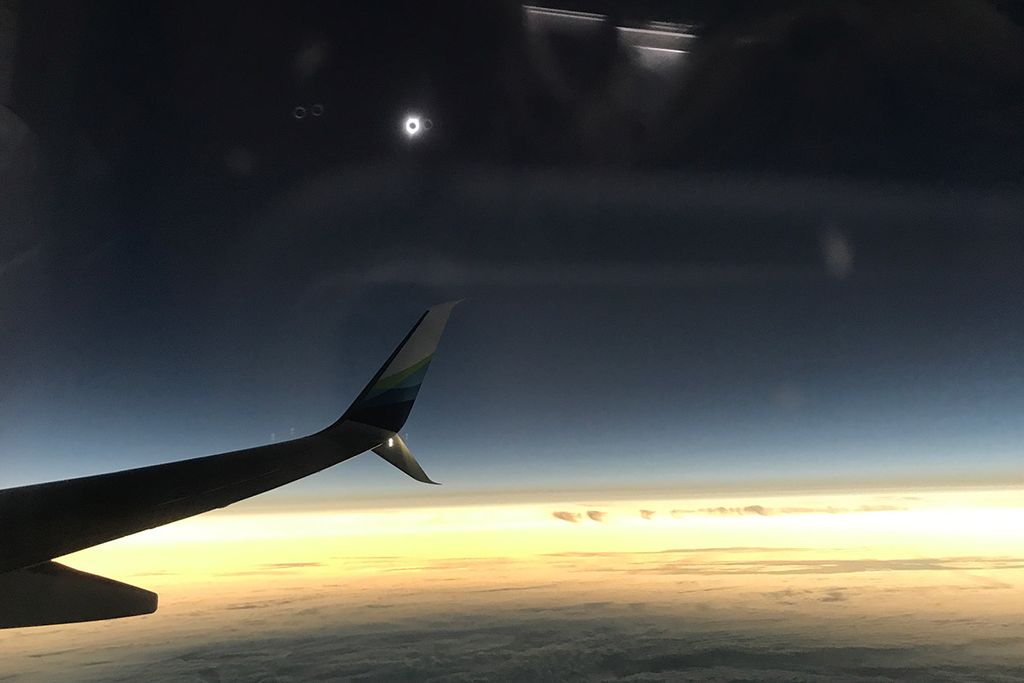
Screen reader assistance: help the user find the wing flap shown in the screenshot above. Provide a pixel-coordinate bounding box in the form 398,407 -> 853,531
0,561 -> 157,628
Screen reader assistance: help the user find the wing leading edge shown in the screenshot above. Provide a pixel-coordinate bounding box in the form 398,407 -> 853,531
0,302 -> 459,628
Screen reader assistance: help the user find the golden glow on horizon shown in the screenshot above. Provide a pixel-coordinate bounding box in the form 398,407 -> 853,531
58,487 -> 1024,589
6,486 -> 1024,682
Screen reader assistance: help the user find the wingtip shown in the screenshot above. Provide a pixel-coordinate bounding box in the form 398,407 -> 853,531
430,299 -> 465,312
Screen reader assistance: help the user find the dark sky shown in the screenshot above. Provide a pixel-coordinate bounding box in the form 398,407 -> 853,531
1,0 -> 1023,495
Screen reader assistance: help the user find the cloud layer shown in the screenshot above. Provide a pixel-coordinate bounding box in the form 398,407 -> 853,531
16,600 -> 1022,683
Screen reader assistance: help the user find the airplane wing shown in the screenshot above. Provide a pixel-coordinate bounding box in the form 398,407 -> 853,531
0,301 -> 459,628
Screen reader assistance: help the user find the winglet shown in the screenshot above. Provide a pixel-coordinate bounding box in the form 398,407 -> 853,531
372,434 -> 440,485
332,301 -> 460,435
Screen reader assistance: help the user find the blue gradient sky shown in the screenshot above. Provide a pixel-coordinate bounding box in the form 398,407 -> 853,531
4,248 -> 1022,497
3,0 -> 1024,508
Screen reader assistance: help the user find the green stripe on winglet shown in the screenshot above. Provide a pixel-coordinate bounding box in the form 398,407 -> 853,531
367,354 -> 433,396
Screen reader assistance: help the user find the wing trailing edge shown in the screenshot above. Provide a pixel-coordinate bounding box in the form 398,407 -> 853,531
0,562 -> 157,628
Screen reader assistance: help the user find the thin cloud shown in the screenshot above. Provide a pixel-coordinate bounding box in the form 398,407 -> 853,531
314,260 -> 809,290
668,504 -> 909,518
545,547 -> 808,559
620,556 -> 1024,577
819,589 -> 848,603
587,510 -> 607,522
857,505 -> 905,512
553,511 -> 582,523
639,509 -> 656,520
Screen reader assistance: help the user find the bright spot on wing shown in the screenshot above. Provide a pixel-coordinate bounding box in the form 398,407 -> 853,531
388,437 -> 394,448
